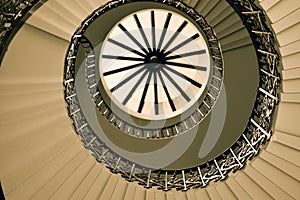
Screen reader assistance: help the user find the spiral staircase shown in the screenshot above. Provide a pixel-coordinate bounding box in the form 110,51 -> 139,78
0,0 -> 299,199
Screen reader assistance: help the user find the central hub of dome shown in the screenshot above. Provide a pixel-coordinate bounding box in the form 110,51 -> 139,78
150,55 -> 159,63
147,53 -> 165,64
146,52 -> 166,63
146,53 -> 165,71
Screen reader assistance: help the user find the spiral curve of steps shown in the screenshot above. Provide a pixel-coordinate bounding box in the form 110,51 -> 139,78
0,0 -> 299,199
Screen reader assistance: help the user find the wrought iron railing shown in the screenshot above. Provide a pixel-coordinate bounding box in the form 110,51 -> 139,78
0,0 -> 281,192
64,0 -> 281,191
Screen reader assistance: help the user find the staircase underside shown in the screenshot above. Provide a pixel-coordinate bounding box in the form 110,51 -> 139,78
0,0 -> 299,199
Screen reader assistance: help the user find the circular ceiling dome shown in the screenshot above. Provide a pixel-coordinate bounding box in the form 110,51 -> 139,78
100,9 -> 212,121
83,1 -> 224,139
